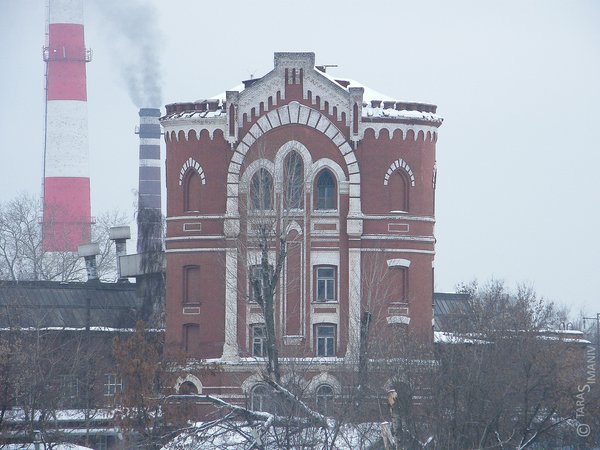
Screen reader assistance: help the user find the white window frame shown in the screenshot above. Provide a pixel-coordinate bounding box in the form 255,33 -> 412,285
251,324 -> 267,357
104,373 -> 122,397
316,325 -> 336,357
315,266 -> 336,302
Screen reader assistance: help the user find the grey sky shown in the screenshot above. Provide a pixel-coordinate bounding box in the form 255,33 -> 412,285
1,0 -> 598,316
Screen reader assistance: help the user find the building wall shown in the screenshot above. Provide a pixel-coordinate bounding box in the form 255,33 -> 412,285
162,52 -> 441,398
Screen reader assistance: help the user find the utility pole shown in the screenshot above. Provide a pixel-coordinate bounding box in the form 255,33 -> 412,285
582,312 -> 600,356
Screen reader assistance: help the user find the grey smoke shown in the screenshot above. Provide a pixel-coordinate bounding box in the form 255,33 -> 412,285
91,0 -> 163,107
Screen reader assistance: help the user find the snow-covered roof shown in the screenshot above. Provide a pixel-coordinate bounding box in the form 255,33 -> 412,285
3,408 -> 115,422
170,68 -> 441,123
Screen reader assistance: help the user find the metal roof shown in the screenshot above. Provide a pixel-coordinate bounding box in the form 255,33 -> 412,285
0,280 -> 140,329
433,292 -> 472,332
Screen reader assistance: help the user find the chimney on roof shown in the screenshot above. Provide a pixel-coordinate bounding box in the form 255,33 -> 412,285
78,243 -> 100,282
109,226 -> 131,282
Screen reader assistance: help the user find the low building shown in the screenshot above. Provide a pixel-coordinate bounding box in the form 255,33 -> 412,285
0,280 -> 148,449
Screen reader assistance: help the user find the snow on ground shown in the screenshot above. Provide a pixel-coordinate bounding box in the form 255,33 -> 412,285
161,422 -> 382,450
3,444 -> 93,450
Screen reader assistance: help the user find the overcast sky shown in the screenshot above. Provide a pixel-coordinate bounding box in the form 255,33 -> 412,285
1,0 -> 599,317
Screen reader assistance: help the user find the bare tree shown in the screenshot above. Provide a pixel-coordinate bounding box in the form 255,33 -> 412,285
0,298 -> 112,449
0,193 -> 126,282
426,280 -> 586,450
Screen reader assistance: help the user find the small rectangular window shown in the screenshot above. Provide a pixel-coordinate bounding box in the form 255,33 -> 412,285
316,325 -> 336,357
316,266 -> 336,302
251,324 -> 267,357
104,373 -> 122,396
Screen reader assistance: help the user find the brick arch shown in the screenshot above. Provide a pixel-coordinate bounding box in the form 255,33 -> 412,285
226,101 -> 360,216
383,159 -> 415,187
179,157 -> 206,186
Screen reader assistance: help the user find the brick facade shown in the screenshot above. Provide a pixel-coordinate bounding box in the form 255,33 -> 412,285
161,52 -> 442,404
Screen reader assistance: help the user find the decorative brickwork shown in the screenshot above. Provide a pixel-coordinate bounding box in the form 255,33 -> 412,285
161,52 -> 442,408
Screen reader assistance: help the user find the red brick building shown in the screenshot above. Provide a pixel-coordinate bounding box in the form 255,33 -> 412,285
161,52 -> 442,402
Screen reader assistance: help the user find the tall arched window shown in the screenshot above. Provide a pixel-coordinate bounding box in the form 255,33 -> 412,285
284,151 -> 303,209
250,168 -> 273,210
184,171 -> 202,212
388,171 -> 409,212
315,170 -> 336,210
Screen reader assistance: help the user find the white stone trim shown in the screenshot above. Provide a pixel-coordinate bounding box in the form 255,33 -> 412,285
165,236 -> 223,241
346,248 -> 361,361
222,247 -> 239,361
387,258 -> 411,268
179,157 -> 206,186
359,248 -> 436,255
239,159 -> 275,194
384,159 -> 415,187
167,215 -> 225,220
387,316 -> 411,325
165,248 -> 226,253
312,158 -> 349,199
363,214 -> 435,222
362,235 -> 435,243
273,140 -> 313,189
307,372 -> 342,395
175,374 -> 203,394
241,373 -> 266,394
162,117 -> 226,142
225,102 -> 362,217
361,123 -> 438,142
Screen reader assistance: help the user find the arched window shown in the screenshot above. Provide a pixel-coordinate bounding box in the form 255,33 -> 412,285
178,381 -> 198,395
184,171 -> 202,212
250,168 -> 273,210
284,151 -> 304,209
388,171 -> 410,212
315,384 -> 334,415
251,384 -> 271,412
315,170 -> 336,210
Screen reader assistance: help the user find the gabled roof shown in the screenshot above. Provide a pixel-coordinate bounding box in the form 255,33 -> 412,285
0,280 -> 140,330
163,52 -> 441,125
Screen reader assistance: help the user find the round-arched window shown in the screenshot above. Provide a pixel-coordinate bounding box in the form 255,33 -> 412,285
178,381 -> 198,395
250,168 -> 273,210
251,384 -> 270,412
315,384 -> 334,415
284,151 -> 304,209
316,170 -> 336,210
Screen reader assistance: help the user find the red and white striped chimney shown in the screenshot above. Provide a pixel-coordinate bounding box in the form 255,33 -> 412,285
42,0 -> 92,252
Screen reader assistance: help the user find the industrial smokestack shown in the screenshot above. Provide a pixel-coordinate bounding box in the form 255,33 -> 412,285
42,0 -> 92,252
136,108 -> 162,254
78,242 -> 100,282
109,226 -> 130,282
